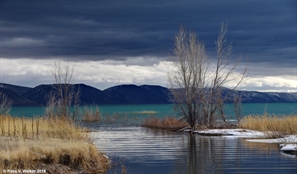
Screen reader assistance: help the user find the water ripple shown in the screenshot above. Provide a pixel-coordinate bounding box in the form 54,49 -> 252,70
90,126 -> 297,174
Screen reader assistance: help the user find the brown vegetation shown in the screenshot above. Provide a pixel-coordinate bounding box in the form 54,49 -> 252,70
142,116 -> 188,130
240,114 -> 297,137
46,60 -> 81,121
0,115 -> 109,173
82,105 -> 101,122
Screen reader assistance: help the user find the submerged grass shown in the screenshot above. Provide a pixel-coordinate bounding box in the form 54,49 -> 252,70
240,114 -> 297,137
132,110 -> 159,115
0,115 -> 109,173
82,105 -> 102,122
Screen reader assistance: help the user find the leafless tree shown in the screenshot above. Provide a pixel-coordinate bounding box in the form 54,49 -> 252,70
46,60 -> 80,120
168,26 -> 208,130
0,90 -> 12,115
233,91 -> 243,123
168,23 -> 247,130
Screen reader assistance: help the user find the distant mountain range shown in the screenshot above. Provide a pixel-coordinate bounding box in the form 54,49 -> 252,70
0,83 -> 296,106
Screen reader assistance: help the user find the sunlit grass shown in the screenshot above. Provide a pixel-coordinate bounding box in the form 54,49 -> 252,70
240,114 -> 297,137
0,115 -> 86,139
0,115 -> 109,173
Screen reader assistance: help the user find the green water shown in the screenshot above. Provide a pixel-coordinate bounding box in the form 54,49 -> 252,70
9,103 -> 297,119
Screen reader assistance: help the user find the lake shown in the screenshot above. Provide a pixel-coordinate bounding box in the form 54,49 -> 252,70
8,103 -> 297,173
9,103 -> 297,119
88,125 -> 297,174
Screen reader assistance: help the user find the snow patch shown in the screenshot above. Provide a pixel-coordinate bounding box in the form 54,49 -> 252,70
246,135 -> 297,143
194,129 -> 265,138
280,144 -> 297,151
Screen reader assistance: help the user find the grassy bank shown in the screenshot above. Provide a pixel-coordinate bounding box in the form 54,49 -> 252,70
0,115 -> 109,173
240,114 -> 297,137
142,114 -> 297,137
141,116 -> 188,130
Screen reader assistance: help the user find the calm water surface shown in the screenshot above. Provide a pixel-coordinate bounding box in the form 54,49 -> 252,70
88,125 -> 297,174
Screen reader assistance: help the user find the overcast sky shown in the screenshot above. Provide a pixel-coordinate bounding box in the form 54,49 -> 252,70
0,0 -> 296,92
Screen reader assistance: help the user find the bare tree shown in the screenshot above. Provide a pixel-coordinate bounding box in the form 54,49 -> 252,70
168,23 -> 247,130
233,91 -> 243,123
46,60 -> 80,120
168,26 -> 208,130
0,90 -> 12,115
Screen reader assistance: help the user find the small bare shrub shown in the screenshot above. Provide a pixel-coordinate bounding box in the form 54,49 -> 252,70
82,105 -> 101,122
142,116 -> 188,130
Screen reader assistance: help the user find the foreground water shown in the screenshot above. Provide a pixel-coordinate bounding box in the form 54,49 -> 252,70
88,125 -> 297,174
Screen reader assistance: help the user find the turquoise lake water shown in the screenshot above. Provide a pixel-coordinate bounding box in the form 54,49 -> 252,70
9,103 -> 297,119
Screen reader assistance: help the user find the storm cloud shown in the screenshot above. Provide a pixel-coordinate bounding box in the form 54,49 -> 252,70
1,1 -> 296,63
0,0 -> 296,91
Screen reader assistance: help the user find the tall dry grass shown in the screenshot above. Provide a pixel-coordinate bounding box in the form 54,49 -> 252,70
81,105 -> 102,122
0,115 -> 86,139
142,116 -> 188,130
240,114 -> 297,137
0,115 -> 109,173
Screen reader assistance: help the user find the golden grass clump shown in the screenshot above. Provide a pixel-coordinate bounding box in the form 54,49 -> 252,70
0,137 -> 109,173
240,114 -> 297,137
0,115 -> 109,173
0,115 -> 86,139
142,116 -> 188,130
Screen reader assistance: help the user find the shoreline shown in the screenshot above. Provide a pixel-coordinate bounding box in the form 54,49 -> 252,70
186,128 -> 297,155
0,116 -> 110,174
0,136 -> 110,174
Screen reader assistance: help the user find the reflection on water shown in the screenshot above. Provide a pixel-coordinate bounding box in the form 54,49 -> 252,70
90,126 -> 297,174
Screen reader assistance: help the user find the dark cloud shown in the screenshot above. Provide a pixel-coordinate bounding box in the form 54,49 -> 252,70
0,0 -> 296,66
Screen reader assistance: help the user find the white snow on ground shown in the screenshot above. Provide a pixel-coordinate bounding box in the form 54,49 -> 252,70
194,129 -> 265,138
192,129 -> 297,154
245,135 -> 297,143
280,144 -> 297,151
280,143 -> 297,155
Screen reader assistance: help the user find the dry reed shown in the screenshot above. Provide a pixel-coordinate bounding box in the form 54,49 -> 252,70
240,114 -> 297,137
81,105 -> 141,124
132,110 -> 159,115
142,116 -> 188,130
81,105 -> 101,122
0,115 -> 109,173
0,115 -> 86,139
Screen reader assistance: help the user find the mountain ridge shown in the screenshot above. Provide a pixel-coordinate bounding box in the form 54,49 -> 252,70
1,83 -> 296,106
